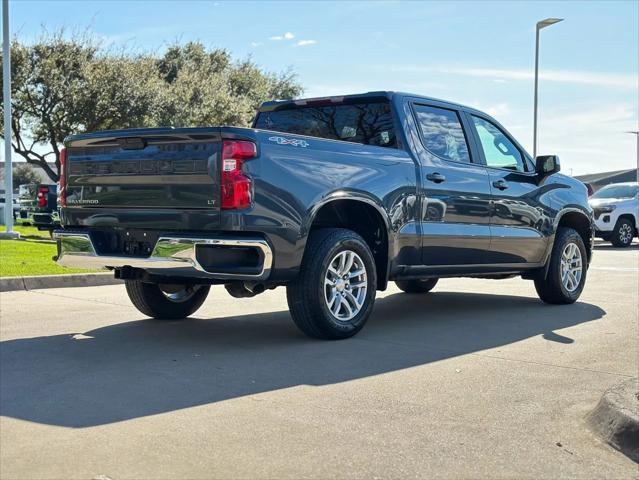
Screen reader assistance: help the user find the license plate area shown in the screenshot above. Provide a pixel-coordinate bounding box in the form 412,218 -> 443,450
90,229 -> 161,257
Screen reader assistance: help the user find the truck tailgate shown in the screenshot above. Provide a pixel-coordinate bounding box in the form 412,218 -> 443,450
65,128 -> 222,210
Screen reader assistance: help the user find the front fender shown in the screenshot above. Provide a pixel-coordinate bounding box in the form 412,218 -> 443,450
545,207 -> 594,266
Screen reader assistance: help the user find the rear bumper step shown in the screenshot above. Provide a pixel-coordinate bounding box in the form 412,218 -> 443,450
53,231 -> 272,281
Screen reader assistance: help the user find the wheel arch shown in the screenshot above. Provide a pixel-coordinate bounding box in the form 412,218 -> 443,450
554,209 -> 593,264
617,213 -> 637,229
305,194 -> 392,290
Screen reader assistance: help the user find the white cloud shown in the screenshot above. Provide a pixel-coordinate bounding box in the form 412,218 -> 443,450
296,40 -> 317,47
511,103 -> 637,175
250,42 -> 261,47
483,103 -> 510,117
541,107 -> 637,175
391,65 -> 638,89
269,32 -> 295,41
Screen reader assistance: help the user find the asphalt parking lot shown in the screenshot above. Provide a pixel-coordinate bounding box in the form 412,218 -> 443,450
1,242 -> 637,479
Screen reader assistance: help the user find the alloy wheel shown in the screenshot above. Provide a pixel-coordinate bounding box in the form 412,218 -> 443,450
159,284 -> 201,303
324,250 -> 368,322
619,223 -> 633,245
560,243 -> 582,293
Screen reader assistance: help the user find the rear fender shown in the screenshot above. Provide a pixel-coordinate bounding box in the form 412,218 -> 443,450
303,191 -> 393,287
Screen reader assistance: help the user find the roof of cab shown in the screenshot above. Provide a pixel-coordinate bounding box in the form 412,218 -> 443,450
258,91 -> 478,113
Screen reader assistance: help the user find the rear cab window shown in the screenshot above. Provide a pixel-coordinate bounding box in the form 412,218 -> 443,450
254,99 -> 397,148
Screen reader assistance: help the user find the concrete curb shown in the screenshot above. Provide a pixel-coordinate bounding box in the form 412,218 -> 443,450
0,272 -> 123,292
587,377 -> 639,462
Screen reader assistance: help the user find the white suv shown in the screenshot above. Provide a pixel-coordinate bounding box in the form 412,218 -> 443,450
589,182 -> 639,247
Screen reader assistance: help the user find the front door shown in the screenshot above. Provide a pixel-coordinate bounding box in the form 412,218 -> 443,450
411,103 -> 492,266
466,113 -> 548,264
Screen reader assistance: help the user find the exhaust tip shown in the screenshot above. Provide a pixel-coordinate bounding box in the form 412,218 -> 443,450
225,282 -> 265,298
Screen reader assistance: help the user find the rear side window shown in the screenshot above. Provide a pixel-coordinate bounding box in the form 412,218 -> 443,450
413,105 -> 471,163
254,101 -> 397,148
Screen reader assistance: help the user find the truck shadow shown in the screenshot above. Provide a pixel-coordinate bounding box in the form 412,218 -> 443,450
0,291 -> 605,428
592,244 -> 639,251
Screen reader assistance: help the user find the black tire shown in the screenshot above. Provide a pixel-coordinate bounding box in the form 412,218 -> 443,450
610,218 -> 635,248
534,227 -> 587,304
125,280 -> 210,319
286,228 -> 377,340
395,278 -> 438,293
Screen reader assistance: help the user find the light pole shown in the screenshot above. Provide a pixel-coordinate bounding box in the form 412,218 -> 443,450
626,131 -> 639,182
2,0 -> 18,237
533,17 -> 563,159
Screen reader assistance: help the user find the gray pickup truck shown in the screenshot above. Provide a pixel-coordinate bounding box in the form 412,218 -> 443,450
54,92 -> 593,339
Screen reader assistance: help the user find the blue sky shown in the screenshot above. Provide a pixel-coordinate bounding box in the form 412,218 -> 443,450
4,0 -> 639,175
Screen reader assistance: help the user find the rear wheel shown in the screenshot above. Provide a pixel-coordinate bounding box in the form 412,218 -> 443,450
610,218 -> 634,248
125,280 -> 210,319
534,227 -> 587,304
395,278 -> 438,293
287,228 -> 377,340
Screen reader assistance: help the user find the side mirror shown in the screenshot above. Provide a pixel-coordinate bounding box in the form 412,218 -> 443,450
535,155 -> 560,176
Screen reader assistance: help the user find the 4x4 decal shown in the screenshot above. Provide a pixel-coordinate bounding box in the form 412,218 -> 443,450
268,136 -> 309,148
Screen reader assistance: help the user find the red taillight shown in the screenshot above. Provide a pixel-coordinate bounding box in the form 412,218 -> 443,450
220,140 -> 256,210
58,148 -> 67,207
37,185 -> 49,207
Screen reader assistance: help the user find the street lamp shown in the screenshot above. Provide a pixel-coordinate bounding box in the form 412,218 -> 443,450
533,17 -> 563,159
625,131 -> 639,182
2,0 -> 18,238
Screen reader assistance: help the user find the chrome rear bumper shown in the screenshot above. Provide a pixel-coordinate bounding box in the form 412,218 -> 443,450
53,232 -> 273,281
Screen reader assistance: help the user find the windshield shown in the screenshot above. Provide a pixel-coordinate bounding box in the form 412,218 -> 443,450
592,184 -> 639,199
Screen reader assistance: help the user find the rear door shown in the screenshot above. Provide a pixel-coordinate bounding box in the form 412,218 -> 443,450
464,112 -> 548,264
411,102 -> 492,266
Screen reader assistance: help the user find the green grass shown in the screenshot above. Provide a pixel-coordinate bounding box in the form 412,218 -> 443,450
12,224 -> 52,240
1,223 -> 102,277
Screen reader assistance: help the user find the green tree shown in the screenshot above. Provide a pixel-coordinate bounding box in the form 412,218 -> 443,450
1,33 -> 303,183
153,42 -> 302,127
12,163 -> 41,189
0,31 -> 160,181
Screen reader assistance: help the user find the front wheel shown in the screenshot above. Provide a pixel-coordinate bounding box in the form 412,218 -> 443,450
395,278 -> 438,293
125,280 -> 210,319
287,228 -> 377,340
610,218 -> 634,248
534,227 -> 587,304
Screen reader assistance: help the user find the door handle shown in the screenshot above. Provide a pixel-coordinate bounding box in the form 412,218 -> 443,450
492,179 -> 509,190
426,172 -> 446,183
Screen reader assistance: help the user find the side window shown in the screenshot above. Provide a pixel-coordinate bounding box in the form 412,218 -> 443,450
471,116 -> 526,172
413,105 -> 471,163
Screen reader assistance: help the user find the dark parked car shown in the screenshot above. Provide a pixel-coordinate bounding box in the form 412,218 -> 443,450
54,92 -> 593,339
18,183 -> 60,233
